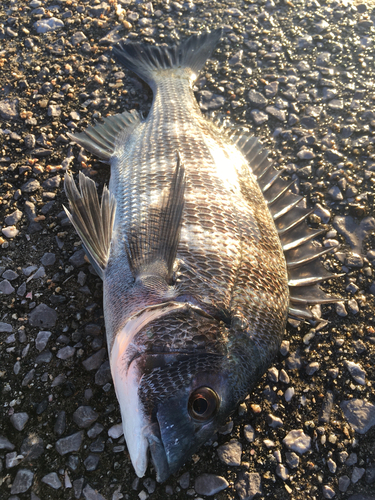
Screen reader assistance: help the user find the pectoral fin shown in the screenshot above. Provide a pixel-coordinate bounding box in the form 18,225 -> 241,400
64,171 -> 116,278
125,153 -> 185,286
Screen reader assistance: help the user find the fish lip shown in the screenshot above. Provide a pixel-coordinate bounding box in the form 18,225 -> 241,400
146,424 -> 170,482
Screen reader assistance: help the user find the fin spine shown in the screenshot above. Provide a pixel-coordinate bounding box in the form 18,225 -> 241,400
64,172 -> 116,278
67,110 -> 141,161
234,134 -> 342,320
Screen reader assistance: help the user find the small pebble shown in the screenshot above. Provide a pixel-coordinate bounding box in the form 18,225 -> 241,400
29,304 -> 57,328
351,467 -> 365,484
10,413 -> 29,431
57,346 -> 75,360
338,475 -> 350,492
35,331 -> 52,351
2,226 -> 19,238
42,472 -> 62,489
267,414 -> 283,428
340,399 -> 375,434
194,474 -> 229,496
306,361 -> 320,376
34,18 -> 64,34
284,387 -> 295,402
179,472 -> 190,489
5,210 -> 22,225
283,429 -> 311,454
335,302 -> 348,317
235,472 -> 262,500
83,348 -> 106,371
345,360 -> 366,385
84,454 -> 100,472
56,431 -> 84,455
285,451 -> 299,469
73,406 -> 99,429
276,464 -> 289,481
40,253 -> 56,266
10,469 -> 34,495
217,440 -> 242,466
322,485 -> 335,499
327,458 -> 337,473
0,280 -> 15,294
108,424 -> 123,439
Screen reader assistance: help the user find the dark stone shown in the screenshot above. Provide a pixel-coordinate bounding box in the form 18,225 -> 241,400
248,90 -> 267,108
36,398 -> 48,415
20,434 -> 44,461
73,406 -> 99,429
29,304 -> 57,328
95,361 -> 111,386
10,469 -> 34,494
319,391 -> 334,423
83,349 -> 106,371
56,431 -> 84,455
300,116 -> 317,129
235,471 -> 262,500
195,474 -> 229,496
0,436 -> 15,450
42,175 -> 61,190
40,253 -> 56,266
198,91 -> 225,111
69,249 -> 87,267
84,454 -> 100,471
54,411 -> 66,436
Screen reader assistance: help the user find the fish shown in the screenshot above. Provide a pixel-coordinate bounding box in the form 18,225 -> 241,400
63,29 -> 339,482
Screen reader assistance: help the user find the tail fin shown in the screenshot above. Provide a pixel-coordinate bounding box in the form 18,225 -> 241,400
112,29 -> 222,89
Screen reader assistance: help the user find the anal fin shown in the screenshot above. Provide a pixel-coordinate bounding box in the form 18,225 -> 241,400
126,153 -> 185,289
64,172 -> 116,279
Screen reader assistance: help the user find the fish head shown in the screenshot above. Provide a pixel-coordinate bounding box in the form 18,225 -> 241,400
139,352 -> 235,481
110,304 -> 240,482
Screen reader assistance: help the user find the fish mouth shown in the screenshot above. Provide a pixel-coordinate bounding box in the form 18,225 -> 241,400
145,422 -> 170,482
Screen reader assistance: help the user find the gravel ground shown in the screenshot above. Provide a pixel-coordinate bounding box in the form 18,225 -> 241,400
1,0 -> 375,499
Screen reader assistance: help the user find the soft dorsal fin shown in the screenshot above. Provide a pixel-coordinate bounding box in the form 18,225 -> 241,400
67,109 -> 141,161
64,172 -> 116,279
125,153 -> 185,288
235,135 -> 342,320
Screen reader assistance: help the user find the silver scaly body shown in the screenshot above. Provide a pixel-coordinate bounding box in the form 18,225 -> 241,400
64,30 -> 338,482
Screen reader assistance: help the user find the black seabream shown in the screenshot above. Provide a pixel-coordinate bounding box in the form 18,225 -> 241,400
64,29 -> 338,482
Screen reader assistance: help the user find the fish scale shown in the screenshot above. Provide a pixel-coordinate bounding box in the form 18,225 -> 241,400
63,29 -> 339,482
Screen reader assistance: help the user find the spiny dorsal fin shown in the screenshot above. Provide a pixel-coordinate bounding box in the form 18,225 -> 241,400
64,171 -> 116,279
67,109 -> 141,161
125,153 -> 185,286
235,135 -> 342,321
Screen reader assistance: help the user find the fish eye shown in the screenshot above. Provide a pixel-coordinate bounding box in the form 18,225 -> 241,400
188,387 -> 219,421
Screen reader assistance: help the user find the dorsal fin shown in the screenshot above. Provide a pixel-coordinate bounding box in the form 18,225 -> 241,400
67,109 -> 141,161
235,135 -> 342,320
64,171 -> 116,279
125,153 -> 185,288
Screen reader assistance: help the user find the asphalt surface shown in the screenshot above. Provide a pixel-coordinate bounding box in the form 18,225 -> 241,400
1,0 -> 375,499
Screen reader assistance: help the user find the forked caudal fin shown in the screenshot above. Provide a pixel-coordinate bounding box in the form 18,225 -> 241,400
231,134 -> 342,320
112,29 -> 223,89
64,172 -> 116,279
